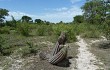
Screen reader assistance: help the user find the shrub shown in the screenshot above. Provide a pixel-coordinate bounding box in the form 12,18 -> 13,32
0,36 -> 5,53
67,28 -> 77,42
16,23 -> 30,36
20,46 -> 31,56
0,26 -> 10,34
73,15 -> 84,23
0,36 -> 12,56
37,25 -> 45,36
82,30 -> 100,38
36,25 -> 53,36
52,24 -> 77,42
46,25 -> 53,35
26,42 -> 39,54
20,42 -> 39,57
1,48 -> 13,56
104,25 -> 110,40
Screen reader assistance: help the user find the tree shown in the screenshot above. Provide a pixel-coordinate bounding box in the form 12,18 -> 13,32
73,15 -> 84,23
81,0 -> 109,24
35,19 -> 43,24
0,8 -> 9,25
6,16 -> 17,27
21,15 -> 32,23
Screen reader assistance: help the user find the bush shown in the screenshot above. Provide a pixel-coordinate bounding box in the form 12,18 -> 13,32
1,48 -> 13,56
0,26 -> 10,34
73,23 -> 103,38
20,42 -> 39,57
0,36 -> 5,52
82,30 -> 100,38
37,25 -> 45,36
104,25 -> 110,40
36,25 -> 53,36
46,25 -> 53,35
16,23 -> 30,36
67,28 -> 77,42
0,36 -> 12,56
26,42 -> 39,54
20,46 -> 30,56
52,24 -> 77,42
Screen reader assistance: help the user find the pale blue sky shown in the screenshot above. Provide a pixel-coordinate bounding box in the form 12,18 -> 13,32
0,0 -> 86,22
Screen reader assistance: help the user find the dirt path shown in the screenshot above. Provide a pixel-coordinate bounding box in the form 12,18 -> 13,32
71,36 -> 105,70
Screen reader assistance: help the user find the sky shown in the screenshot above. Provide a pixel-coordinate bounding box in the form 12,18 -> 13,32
0,0 -> 86,23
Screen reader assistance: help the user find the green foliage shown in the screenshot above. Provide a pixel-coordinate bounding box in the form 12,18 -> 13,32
106,14 -> 110,25
21,42 -> 39,57
82,30 -> 101,38
6,16 -> 17,27
0,26 -> 10,34
20,46 -> 31,56
37,25 -> 46,36
16,23 -> 30,36
104,24 -> 110,40
21,15 -> 32,23
53,24 -> 77,42
67,28 -> 77,42
1,48 -> 13,56
45,25 -> 53,35
35,19 -> 43,24
36,24 -> 53,36
27,42 -> 39,53
81,0 -> 109,24
0,8 -> 9,24
0,36 -> 5,50
73,15 -> 84,23
0,36 -> 12,56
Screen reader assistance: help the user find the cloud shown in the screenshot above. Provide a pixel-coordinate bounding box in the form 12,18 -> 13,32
53,7 -> 68,12
6,11 -> 38,20
10,11 -> 37,17
44,6 -> 83,22
70,0 -> 82,4
6,6 -> 83,23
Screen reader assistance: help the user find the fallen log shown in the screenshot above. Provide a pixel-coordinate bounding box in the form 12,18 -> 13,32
48,46 -> 68,65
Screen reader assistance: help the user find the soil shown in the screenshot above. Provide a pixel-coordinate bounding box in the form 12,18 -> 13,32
0,35 -> 110,70
20,42 -> 79,70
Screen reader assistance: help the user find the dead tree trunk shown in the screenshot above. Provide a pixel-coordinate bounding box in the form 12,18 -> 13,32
49,32 -> 68,64
39,32 -> 68,65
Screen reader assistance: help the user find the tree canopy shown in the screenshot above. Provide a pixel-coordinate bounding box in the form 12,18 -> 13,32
0,8 -> 9,23
35,19 -> 43,24
81,0 -> 110,24
73,15 -> 84,23
21,15 -> 32,23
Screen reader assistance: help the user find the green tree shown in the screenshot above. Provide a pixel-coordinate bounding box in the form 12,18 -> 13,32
21,15 -> 32,23
81,0 -> 108,24
35,19 -> 43,24
0,8 -> 9,25
73,15 -> 84,23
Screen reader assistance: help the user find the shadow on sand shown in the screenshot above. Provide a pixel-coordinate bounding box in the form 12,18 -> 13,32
55,56 -> 73,67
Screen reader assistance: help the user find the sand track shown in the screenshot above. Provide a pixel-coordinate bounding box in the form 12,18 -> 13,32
71,36 -> 105,70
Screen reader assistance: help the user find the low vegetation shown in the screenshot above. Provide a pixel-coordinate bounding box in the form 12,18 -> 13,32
0,0 -> 110,57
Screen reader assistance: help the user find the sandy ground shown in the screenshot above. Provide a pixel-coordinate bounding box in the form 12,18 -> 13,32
72,36 -> 105,70
1,41 -> 78,70
1,36 -> 109,70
